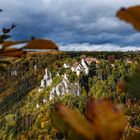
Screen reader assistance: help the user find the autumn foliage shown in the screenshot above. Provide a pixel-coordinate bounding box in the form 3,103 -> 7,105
117,5 -> 140,31
51,99 -> 126,140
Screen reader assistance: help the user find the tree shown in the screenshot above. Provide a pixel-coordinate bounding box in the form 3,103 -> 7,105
0,9 -> 24,72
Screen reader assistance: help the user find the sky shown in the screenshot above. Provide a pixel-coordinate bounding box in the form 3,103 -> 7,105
0,0 -> 140,51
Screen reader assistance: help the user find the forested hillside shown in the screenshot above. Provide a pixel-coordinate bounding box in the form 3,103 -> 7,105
0,51 -> 140,140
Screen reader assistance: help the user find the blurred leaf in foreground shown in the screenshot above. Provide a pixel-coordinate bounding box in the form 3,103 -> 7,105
51,99 -> 126,140
53,103 -> 95,140
117,5 -> 140,31
127,133 -> 140,140
0,50 -> 25,58
85,99 -> 126,140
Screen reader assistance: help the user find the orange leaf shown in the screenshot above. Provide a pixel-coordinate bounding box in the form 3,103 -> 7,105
85,99 -> 126,140
117,5 -> 140,31
0,50 -> 25,57
3,48 -> 21,52
56,103 -> 95,140
25,39 -> 58,50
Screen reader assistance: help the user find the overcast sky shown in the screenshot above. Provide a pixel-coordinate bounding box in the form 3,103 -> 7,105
0,0 -> 140,51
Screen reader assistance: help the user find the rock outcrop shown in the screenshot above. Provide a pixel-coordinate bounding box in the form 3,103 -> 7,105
49,74 -> 81,100
38,68 -> 52,92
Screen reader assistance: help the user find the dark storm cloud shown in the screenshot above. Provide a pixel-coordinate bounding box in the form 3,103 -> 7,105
0,0 -> 140,50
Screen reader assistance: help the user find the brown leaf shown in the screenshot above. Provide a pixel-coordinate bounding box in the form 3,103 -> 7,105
3,48 -> 21,52
56,103 -> 95,140
117,5 -> 140,31
0,50 -> 25,57
25,39 -> 58,50
85,99 -> 126,140
127,133 -> 140,140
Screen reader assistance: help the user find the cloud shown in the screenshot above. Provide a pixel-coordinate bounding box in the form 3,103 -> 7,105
0,0 -> 140,50
60,43 -> 140,52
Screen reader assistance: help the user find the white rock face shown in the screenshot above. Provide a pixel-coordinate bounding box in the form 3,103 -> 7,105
36,104 -> 40,108
81,59 -> 89,75
38,60 -> 89,100
49,73 -> 81,100
76,70 -> 80,77
39,68 -> 52,91
111,64 -> 115,67
34,65 -> 37,70
63,63 -> 70,68
72,59 -> 89,76
56,72 -> 60,77
43,98 -> 47,103
64,73 -> 68,81
40,80 -> 45,88
11,70 -> 18,76
71,67 -> 75,72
